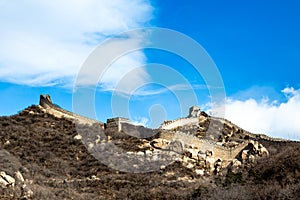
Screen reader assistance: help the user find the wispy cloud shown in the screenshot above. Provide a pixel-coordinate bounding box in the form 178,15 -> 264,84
131,117 -> 149,127
101,83 -> 211,98
209,87 -> 300,141
0,0 -> 153,88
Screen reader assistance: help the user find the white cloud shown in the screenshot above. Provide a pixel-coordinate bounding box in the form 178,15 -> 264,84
213,87 -> 300,141
0,0 -> 153,87
131,117 -> 149,127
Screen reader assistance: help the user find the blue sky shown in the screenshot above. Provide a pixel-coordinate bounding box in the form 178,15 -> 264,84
0,0 -> 300,140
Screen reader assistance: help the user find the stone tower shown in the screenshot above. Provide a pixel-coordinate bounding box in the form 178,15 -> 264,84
188,106 -> 201,118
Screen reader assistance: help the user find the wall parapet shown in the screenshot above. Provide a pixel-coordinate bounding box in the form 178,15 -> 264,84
160,117 -> 199,130
39,94 -> 103,126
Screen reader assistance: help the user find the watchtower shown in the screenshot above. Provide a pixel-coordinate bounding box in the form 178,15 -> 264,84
188,106 -> 201,118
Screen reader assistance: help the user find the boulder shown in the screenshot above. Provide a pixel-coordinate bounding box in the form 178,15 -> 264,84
0,176 -> 8,188
214,158 -> 223,175
151,138 -> 169,149
195,169 -> 205,176
0,171 -> 15,187
229,159 -> 242,173
14,171 -> 25,183
168,139 -> 185,154
248,155 -> 255,163
242,150 -> 249,162
258,144 -> 269,157
74,134 -> 82,140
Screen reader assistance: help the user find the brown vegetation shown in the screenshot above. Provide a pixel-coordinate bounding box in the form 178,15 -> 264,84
0,105 -> 299,199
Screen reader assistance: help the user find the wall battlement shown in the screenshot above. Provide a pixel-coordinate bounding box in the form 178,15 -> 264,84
160,117 -> 199,130
39,94 -> 103,127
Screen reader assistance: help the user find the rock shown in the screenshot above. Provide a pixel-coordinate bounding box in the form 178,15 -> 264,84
4,140 -> 10,145
0,171 -> 15,187
242,150 -> 249,162
136,151 -> 144,156
205,156 -> 215,174
254,141 -> 259,151
249,155 -> 255,163
160,165 -> 166,170
249,140 -> 259,153
197,151 -> 206,162
14,171 -> 25,183
87,143 -> 94,150
195,169 -> 204,176
184,150 -> 193,158
91,175 -> 99,180
258,144 -> 269,157
74,134 -> 82,140
168,139 -> 185,154
186,163 -> 194,169
205,150 -> 213,157
95,135 -> 101,144
214,158 -> 223,175
145,150 -> 152,155
0,176 -> 8,188
151,139 -> 169,149
21,184 -> 33,199
229,159 -> 242,173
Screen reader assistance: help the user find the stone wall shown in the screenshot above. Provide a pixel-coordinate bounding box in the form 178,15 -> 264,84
160,117 -> 199,130
39,94 -> 103,127
160,131 -> 249,160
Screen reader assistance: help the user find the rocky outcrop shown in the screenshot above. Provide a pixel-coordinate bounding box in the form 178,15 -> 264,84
240,140 -> 269,164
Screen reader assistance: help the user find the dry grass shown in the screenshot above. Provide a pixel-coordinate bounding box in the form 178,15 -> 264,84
0,106 -> 299,199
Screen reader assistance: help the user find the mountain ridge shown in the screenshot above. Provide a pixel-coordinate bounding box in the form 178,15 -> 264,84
0,94 -> 299,199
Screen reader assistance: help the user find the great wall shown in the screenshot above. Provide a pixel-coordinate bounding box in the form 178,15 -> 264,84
159,131 -> 249,160
36,94 -> 298,163
39,94 -> 104,128
159,106 -> 295,143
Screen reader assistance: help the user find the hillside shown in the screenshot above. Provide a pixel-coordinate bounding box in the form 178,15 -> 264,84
0,95 -> 299,199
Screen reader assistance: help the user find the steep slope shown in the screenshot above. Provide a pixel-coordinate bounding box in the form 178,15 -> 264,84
0,105 -> 202,199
